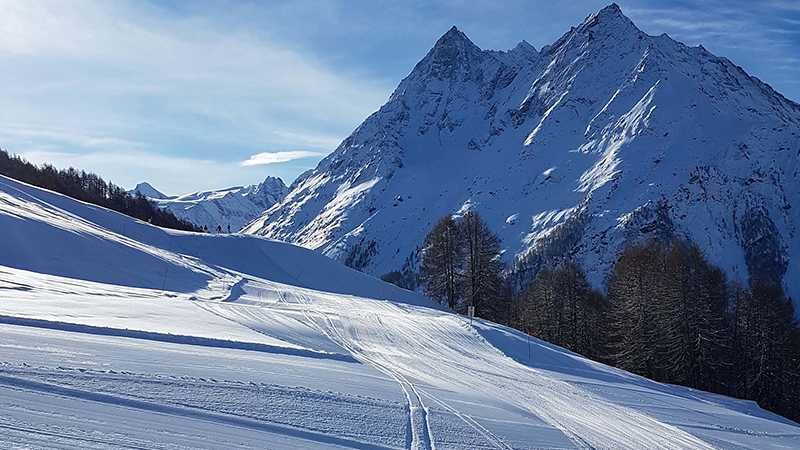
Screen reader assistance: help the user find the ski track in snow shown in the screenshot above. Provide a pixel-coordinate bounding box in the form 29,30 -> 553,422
207,280 -> 719,450
2,174 -> 798,449
0,363 -> 404,450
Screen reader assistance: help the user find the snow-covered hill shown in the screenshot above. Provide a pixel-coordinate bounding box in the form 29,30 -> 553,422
2,174 -> 799,448
243,4 -> 800,301
147,176 -> 288,232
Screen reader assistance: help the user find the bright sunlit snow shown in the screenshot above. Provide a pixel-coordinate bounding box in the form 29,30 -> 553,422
244,5 -> 800,307
1,173 -> 799,449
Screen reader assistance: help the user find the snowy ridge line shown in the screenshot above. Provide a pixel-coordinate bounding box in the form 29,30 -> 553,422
0,315 -> 357,363
243,4 -> 800,306
0,373 -> 395,450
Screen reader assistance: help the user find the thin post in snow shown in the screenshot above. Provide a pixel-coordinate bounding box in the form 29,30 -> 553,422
161,262 -> 169,294
527,331 -> 531,360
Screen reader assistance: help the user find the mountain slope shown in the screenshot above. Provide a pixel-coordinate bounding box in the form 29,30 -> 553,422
129,181 -> 170,199
152,176 -> 288,232
243,4 -> 800,301
1,173 -> 798,449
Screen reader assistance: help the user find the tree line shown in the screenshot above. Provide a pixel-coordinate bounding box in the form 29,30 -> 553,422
603,239 -> 800,422
412,212 -> 800,423
0,149 -> 199,232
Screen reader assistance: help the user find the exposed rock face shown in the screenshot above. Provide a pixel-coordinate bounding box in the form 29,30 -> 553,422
244,4 -> 800,302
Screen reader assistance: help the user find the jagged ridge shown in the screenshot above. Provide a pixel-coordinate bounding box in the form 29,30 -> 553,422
153,177 -> 288,232
243,3 -> 800,303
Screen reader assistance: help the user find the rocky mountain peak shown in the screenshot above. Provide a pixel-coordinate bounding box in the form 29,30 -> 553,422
433,26 -> 479,52
502,40 -> 538,66
130,182 -> 169,200
512,39 -> 536,54
412,26 -> 485,82
245,4 -> 800,304
581,2 -> 640,36
257,176 -> 289,197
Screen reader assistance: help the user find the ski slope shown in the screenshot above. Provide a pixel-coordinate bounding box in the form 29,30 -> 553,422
1,174 -> 798,449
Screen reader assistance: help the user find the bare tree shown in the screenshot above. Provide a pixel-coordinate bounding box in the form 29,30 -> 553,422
421,214 -> 463,309
459,211 -> 504,315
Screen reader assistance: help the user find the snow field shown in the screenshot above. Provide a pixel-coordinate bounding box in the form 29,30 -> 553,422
0,174 -> 799,449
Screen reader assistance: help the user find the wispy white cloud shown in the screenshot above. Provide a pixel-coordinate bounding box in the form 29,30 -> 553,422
0,0 -> 391,191
241,151 -> 325,167
0,124 -> 146,151
14,149 -> 251,196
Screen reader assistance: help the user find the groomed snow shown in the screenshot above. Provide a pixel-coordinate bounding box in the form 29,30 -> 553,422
1,174 -> 798,449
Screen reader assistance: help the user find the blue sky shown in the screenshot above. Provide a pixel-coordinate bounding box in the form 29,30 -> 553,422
1,0 -> 798,195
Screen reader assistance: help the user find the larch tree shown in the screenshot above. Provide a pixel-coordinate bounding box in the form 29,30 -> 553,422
606,242 -> 666,377
459,211 -> 504,316
421,214 -> 463,310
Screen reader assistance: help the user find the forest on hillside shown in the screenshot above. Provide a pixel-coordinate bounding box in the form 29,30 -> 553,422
0,150 -> 199,232
397,212 -> 800,423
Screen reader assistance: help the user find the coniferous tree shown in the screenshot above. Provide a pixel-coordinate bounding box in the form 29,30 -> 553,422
517,262 -> 604,358
606,242 -> 666,377
0,149 -> 198,232
421,214 -> 463,309
729,279 -> 800,418
659,239 -> 729,389
459,211 -> 504,315
556,261 -> 605,358
517,267 -> 557,341
421,211 -> 511,319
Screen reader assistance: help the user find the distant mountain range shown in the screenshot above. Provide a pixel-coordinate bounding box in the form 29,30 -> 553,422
131,177 -> 288,232
240,4 -> 800,302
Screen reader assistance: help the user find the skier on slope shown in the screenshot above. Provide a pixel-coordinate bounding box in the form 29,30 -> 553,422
217,225 -> 222,234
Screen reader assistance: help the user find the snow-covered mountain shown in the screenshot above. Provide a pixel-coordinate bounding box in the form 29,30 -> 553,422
244,4 -> 800,301
151,176 -> 288,232
129,181 -> 170,200
2,174 -> 798,448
